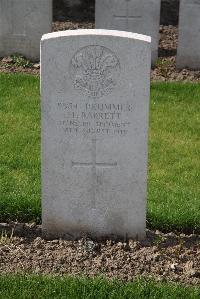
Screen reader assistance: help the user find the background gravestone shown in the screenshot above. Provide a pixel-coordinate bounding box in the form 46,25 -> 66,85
95,0 -> 161,64
0,0 -> 52,61
53,0 -> 179,25
177,0 -> 200,69
41,29 -> 151,240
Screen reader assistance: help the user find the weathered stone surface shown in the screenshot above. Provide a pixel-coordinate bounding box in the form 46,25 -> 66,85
41,29 -> 151,240
177,0 -> 200,69
0,0 -> 52,61
95,0 -> 160,64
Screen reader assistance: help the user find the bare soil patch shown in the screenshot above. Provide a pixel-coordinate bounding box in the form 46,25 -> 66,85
0,223 -> 199,286
0,23 -> 200,82
152,26 -> 200,82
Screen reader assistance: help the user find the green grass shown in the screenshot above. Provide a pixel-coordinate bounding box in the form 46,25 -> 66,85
0,74 -> 41,222
148,83 -> 200,232
0,275 -> 199,299
0,73 -> 199,232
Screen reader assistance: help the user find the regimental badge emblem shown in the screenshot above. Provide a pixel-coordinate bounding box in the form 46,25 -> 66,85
70,45 -> 121,99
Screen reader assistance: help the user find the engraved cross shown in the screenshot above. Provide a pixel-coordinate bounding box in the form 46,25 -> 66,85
72,137 -> 117,208
114,0 -> 142,31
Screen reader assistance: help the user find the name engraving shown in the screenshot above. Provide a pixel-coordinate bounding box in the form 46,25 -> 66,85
56,101 -> 133,137
70,45 -> 121,99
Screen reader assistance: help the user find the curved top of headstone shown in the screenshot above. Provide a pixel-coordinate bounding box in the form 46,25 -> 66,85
41,29 -> 151,43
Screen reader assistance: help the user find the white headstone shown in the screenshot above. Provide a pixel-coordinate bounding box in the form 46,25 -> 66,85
0,0 -> 52,61
41,29 -> 151,240
95,0 -> 161,64
177,0 -> 200,69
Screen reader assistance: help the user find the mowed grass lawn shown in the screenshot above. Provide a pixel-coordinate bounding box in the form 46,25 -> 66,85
0,73 -> 199,232
0,275 -> 199,299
